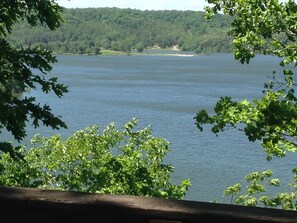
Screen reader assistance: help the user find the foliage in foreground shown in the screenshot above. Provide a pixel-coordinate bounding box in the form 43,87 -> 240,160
0,0 -> 68,156
0,118 -> 190,199
195,0 -> 297,209
224,170 -> 297,210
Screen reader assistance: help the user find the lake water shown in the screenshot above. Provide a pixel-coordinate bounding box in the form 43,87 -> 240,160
4,53 -> 296,202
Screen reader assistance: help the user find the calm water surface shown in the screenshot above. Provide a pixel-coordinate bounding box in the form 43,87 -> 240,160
8,53 -> 297,202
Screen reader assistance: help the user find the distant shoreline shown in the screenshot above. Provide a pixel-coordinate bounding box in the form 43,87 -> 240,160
54,48 -> 198,57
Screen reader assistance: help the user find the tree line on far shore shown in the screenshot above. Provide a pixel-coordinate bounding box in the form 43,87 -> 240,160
8,7 -> 233,55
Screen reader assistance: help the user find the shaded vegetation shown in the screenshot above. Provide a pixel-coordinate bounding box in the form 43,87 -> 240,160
0,0 -> 68,157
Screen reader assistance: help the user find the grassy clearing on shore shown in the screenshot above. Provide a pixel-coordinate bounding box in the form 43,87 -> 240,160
100,49 -> 130,56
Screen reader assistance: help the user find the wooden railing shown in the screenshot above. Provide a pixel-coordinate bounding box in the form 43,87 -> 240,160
0,186 -> 296,223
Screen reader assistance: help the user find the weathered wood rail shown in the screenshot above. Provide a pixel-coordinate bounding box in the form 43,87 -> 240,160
0,186 -> 296,223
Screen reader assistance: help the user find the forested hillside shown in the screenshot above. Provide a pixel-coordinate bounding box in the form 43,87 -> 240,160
8,8 -> 233,55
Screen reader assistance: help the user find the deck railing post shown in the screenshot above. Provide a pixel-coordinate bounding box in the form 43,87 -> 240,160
0,186 -> 297,223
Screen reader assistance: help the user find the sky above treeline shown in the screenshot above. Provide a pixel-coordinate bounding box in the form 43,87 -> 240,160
57,0 -> 210,11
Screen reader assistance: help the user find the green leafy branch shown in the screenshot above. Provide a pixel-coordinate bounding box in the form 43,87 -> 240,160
0,118 -> 190,199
